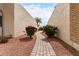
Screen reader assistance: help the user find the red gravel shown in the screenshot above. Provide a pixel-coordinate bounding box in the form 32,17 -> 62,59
41,32 -> 79,56
49,37 -> 79,56
0,35 -> 36,56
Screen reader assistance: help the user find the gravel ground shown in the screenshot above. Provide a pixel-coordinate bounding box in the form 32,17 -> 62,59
48,37 -> 79,56
41,32 -> 79,56
0,35 -> 36,56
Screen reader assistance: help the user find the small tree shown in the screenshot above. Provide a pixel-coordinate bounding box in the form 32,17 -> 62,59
25,26 -> 37,39
35,17 -> 42,27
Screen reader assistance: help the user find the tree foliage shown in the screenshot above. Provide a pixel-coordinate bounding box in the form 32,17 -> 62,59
35,17 -> 42,27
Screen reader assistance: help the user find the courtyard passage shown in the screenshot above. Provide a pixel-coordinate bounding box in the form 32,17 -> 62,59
0,31 -> 79,56
31,31 -> 56,56
31,31 -> 79,56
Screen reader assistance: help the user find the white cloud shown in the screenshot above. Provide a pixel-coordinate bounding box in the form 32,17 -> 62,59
22,4 -> 55,26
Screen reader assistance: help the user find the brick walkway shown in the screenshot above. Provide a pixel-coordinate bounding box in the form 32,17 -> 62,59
31,31 -> 56,56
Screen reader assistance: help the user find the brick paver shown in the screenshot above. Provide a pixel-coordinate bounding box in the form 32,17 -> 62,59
31,31 -> 56,56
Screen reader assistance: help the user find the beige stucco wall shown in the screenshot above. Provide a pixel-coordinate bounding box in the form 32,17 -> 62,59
0,3 -> 37,37
14,4 -> 37,37
0,3 -> 14,37
48,3 -> 79,51
48,3 -> 72,46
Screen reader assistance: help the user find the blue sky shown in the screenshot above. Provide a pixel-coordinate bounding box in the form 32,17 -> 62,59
21,3 -> 57,26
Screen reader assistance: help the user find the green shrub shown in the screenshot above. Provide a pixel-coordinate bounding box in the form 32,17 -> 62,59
43,25 -> 58,37
25,26 -> 37,39
38,27 -> 43,31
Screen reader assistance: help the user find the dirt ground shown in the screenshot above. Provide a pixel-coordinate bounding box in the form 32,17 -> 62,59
0,35 -> 36,56
41,32 -> 79,56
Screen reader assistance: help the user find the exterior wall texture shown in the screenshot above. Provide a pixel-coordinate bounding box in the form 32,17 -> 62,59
48,3 -> 72,46
70,3 -> 79,50
14,4 -> 37,37
70,4 -> 79,44
0,3 -> 14,37
48,3 -> 79,51
0,3 -> 37,37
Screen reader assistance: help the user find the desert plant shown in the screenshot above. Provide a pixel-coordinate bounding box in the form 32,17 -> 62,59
43,25 -> 58,37
25,26 -> 37,39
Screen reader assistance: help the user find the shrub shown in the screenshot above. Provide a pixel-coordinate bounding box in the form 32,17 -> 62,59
43,25 -> 58,37
38,27 -> 43,31
25,26 -> 37,39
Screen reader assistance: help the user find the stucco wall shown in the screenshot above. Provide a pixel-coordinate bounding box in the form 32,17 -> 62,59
14,4 -> 37,37
0,3 -> 37,37
0,4 -> 14,37
48,3 -> 72,46
48,3 -> 79,51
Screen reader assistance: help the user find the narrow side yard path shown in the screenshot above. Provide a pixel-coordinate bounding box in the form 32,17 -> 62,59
31,31 -> 56,56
